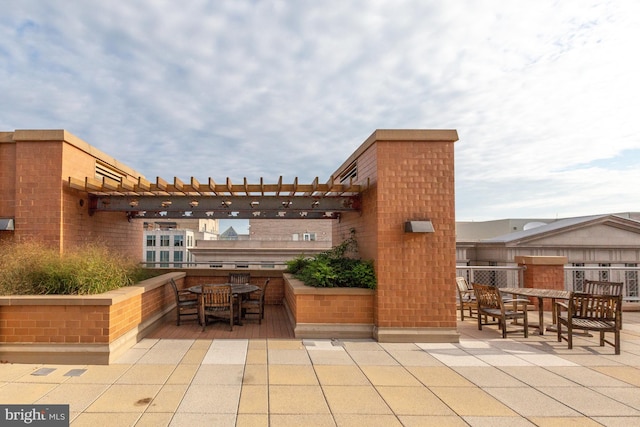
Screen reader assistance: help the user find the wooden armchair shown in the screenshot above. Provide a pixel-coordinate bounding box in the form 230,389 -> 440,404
201,285 -> 234,331
583,280 -> 623,296
169,278 -> 198,326
456,277 -> 477,321
243,278 -> 270,324
556,292 -> 622,354
229,273 -> 251,284
472,283 -> 529,338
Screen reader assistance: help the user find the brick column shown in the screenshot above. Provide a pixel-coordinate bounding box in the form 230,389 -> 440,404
516,256 -> 567,310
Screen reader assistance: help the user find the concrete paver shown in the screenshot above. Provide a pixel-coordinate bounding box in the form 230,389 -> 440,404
0,311 -> 639,425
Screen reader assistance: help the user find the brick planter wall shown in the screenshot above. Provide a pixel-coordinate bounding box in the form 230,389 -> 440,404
283,273 -> 375,339
0,272 -> 184,365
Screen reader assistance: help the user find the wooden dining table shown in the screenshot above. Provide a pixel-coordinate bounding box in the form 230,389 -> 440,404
188,283 -> 260,326
500,287 -> 571,335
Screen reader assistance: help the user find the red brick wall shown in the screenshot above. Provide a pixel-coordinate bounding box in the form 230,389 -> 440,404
332,131 -> 458,330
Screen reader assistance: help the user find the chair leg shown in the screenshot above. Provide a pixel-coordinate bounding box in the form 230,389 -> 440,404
477,312 -> 482,331
567,324 -> 573,349
615,330 -> 620,355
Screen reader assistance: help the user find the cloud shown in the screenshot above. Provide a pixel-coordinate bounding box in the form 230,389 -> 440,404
2,0 -> 639,221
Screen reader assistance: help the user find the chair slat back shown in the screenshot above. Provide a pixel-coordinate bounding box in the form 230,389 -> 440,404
229,273 -> 250,284
583,280 -> 623,296
202,285 -> 232,308
571,292 -> 620,321
472,283 -> 502,310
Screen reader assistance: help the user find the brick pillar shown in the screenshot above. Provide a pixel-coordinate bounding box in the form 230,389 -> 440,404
516,256 -> 567,310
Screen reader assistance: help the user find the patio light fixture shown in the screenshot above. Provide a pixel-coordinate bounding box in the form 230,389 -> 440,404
404,220 -> 435,233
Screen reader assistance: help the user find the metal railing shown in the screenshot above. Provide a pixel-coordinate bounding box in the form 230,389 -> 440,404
142,261 -> 289,269
564,266 -> 640,301
456,266 -> 524,289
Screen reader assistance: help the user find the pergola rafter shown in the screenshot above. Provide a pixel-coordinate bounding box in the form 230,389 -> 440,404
68,176 -> 364,220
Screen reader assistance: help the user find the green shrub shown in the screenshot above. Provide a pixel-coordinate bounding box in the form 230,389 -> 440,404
0,241 -> 158,295
288,230 -> 376,289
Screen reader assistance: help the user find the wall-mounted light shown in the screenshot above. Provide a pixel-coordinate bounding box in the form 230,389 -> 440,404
161,200 -> 172,208
0,218 -> 15,231
189,200 -> 199,207
129,199 -> 139,207
404,220 -> 435,233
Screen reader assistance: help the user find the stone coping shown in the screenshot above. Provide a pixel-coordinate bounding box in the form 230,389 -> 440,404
284,273 -> 375,296
0,272 -> 185,306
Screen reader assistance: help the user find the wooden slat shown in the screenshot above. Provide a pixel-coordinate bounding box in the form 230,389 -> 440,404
85,177 -> 103,191
191,177 -> 200,192
174,177 -> 184,191
119,179 -> 136,192
155,177 -> 167,191
136,177 -> 151,192
208,178 -> 217,194
101,177 -> 120,191
68,177 -> 86,191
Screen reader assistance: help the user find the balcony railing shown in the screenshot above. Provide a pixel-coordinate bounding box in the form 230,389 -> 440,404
456,266 -> 524,289
142,261 -> 289,269
564,266 -> 640,301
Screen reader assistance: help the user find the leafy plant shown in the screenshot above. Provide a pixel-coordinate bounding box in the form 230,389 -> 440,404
287,229 -> 376,289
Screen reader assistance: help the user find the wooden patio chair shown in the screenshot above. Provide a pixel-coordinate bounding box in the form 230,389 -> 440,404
472,283 -> 529,338
229,273 -> 251,284
583,280 -> 623,296
456,276 -> 477,321
201,284 -> 234,331
243,278 -> 270,324
556,292 -> 622,354
169,278 -> 198,326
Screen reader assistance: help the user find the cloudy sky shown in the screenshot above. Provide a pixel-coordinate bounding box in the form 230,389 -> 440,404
2,0 -> 639,227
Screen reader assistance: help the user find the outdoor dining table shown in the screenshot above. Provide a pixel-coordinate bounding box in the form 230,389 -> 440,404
500,287 -> 571,335
188,283 -> 260,326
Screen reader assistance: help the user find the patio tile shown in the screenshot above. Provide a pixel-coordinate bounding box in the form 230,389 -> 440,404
592,386 -> 640,408
180,348 -> 208,365
238,384 -> 268,414
307,349 -> 355,365
10,364 -> 75,383
474,353 -> 535,366
169,413 -> 236,426
136,339 -> 193,364
592,416 -> 640,427
340,340 -> 384,351
452,366 -> 526,387
70,412 -> 142,426
64,364 -> 130,384
346,350 -> 399,366
383,349 -> 445,366
267,339 -> 304,350
242,364 -> 268,385
430,386 -> 518,417
268,385 -> 330,414
84,384 -> 161,412
176,384 -> 241,413
113,348 -> 148,364
145,384 -> 189,413
359,366 -> 421,386
538,386 -> 640,416
425,349 -> 490,367
592,366 -> 640,386
246,349 -> 267,364
135,411 -> 173,426
333,414 -> 404,426
114,364 -> 175,385
165,363 -> 199,384
236,413 -> 269,426
461,416 -> 536,426
498,366 -> 578,387
514,353 -> 578,366
546,366 -> 634,387
314,365 -> 371,386
269,364 -> 318,385
376,386 -> 456,416
398,415 -> 469,426
0,364 -> 42,381
191,364 -> 244,385
267,349 -> 312,365
526,417 -> 602,427
484,386 -> 580,417
0,382 -> 59,403
269,414 -> 336,426
406,366 -> 475,387
202,339 -> 248,364
35,383 -> 108,414
322,385 -> 392,414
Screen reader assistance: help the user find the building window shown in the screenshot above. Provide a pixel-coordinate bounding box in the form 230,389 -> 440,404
160,235 -> 170,247
146,251 -> 156,267
146,235 -> 156,247
303,233 -> 316,241
160,251 -> 169,267
173,251 -> 184,267
174,235 -> 184,247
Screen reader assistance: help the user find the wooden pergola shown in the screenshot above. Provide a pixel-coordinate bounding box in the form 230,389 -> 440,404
68,175 -> 364,220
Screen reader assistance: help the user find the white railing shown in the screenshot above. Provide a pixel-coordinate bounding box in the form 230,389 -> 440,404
564,266 -> 640,301
456,266 -> 525,289
142,261 -> 289,269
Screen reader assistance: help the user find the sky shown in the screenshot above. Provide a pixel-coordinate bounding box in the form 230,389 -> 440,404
2,0 -> 640,231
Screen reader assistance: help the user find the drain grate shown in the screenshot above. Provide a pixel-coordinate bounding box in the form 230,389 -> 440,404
64,369 -> 87,377
31,368 -> 56,376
